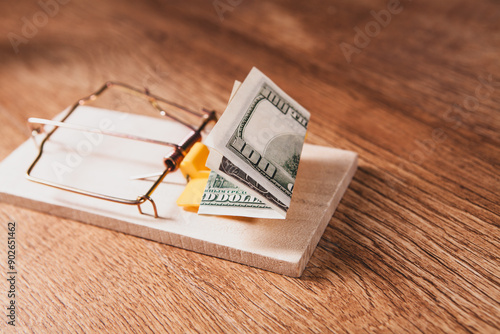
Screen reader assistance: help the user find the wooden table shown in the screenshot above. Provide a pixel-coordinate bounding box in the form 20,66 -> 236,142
1,0 -> 498,332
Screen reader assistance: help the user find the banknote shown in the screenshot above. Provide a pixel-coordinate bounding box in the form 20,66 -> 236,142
197,171 -> 283,219
201,68 -> 310,218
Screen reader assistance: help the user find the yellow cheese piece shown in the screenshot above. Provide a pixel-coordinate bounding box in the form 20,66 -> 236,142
176,176 -> 209,209
179,142 -> 210,180
177,142 -> 211,209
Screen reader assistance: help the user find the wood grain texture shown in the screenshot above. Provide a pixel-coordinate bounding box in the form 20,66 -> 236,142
0,0 -> 498,332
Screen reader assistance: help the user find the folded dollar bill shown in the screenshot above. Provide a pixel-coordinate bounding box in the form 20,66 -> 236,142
199,68 -> 310,219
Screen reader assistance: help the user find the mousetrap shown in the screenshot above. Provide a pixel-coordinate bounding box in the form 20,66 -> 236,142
0,82 -> 357,277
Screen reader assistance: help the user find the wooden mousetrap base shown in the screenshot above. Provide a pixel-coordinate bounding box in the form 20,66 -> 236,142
0,108 -> 357,277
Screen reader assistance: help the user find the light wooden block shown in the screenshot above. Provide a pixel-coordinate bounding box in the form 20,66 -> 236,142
0,108 -> 357,276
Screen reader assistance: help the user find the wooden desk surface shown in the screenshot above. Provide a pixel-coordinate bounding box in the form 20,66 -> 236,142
1,0 -> 498,332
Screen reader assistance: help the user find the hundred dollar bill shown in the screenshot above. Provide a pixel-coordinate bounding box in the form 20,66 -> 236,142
197,171 -> 283,219
201,68 -> 310,218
